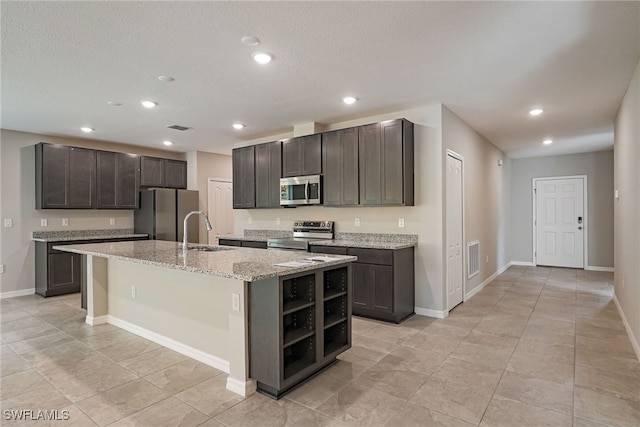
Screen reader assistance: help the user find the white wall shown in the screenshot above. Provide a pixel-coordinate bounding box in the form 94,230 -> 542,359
0,129 -> 184,296
614,59 -> 640,351
509,151 -> 614,269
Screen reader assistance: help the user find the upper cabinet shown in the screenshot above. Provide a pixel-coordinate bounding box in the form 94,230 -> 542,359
36,143 -> 96,209
359,119 -> 414,206
140,156 -> 187,189
232,146 -> 256,209
322,127 -> 359,206
282,134 -> 321,177
255,141 -> 282,208
96,151 -> 140,209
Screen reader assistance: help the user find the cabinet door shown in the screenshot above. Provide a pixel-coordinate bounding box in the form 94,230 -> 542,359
140,156 -> 164,187
40,143 -> 70,208
301,134 -> 322,175
351,263 -> 372,310
380,120 -> 404,205
255,142 -> 281,208
371,264 -> 394,313
359,123 -> 382,205
164,159 -> 187,189
48,252 -> 81,294
96,151 -> 118,208
232,146 -> 256,208
117,153 -> 140,208
282,138 -> 302,177
323,128 -> 358,206
68,147 -> 95,208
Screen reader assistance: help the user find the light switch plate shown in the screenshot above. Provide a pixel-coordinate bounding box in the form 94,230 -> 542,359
248,217 -> 252,225
398,218 -> 405,228
232,293 -> 240,311
109,218 -> 116,225
41,219 -> 48,227
355,218 -> 361,227
3,219 -> 12,228
62,218 -> 69,226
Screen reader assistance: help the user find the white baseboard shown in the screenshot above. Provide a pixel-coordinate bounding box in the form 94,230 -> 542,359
107,315 -> 231,375
415,307 -> 447,319
510,261 -> 535,266
0,288 -> 35,299
226,377 -> 256,397
465,263 -> 512,300
85,315 -> 108,325
585,266 -> 614,272
612,294 -> 640,362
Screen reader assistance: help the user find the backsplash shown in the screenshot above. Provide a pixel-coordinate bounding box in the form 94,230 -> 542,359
244,229 -> 292,239
334,232 -> 418,244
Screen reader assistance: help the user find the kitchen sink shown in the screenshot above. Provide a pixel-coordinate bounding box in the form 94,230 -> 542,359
187,245 -> 236,252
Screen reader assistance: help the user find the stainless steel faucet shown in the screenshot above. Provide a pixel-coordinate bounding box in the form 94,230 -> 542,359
182,211 -> 213,249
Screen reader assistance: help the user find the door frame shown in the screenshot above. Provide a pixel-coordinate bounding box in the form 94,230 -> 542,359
207,177 -> 233,244
445,149 -> 466,312
532,175 -> 588,268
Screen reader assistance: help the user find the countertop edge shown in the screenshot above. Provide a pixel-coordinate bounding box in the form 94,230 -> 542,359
34,234 -> 148,243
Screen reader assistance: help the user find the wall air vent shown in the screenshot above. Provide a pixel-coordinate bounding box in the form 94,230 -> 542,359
167,124 -> 191,131
467,241 -> 480,279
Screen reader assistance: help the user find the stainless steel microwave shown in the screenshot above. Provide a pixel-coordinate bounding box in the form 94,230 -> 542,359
280,175 -> 322,206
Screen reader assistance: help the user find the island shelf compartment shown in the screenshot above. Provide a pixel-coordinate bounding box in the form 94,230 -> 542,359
249,263 -> 353,400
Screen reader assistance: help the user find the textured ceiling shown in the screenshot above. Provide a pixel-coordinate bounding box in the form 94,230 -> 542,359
1,1 -> 638,158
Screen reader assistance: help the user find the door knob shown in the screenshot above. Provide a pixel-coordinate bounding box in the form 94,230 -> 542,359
578,226 -> 582,230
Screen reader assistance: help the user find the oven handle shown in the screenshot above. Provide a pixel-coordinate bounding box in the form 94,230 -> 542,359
305,180 -> 309,202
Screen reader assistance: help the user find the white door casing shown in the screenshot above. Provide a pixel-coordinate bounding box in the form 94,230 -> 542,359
207,179 -> 234,244
446,152 -> 464,311
534,176 -> 585,268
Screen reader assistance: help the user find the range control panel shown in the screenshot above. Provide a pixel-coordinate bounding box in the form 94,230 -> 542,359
292,220 -> 334,232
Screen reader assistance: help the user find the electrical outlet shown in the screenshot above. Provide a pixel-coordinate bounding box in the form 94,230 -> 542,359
41,219 -> 48,227
109,218 -> 116,225
276,218 -> 281,225
131,285 -> 136,298
248,217 -> 252,225
3,219 -> 12,228
486,255 -> 489,263
0,265 -> 4,274
232,293 -> 240,311
62,218 -> 69,226
622,277 -> 625,288
398,218 -> 405,228
355,218 -> 361,227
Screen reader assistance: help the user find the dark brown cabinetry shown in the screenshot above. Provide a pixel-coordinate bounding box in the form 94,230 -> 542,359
36,143 -> 96,209
322,127 -> 359,206
218,238 -> 267,249
311,245 -> 415,323
255,142 -> 282,208
140,157 -> 187,189
282,134 -> 321,177
249,265 -> 351,398
232,146 -> 256,209
96,151 -> 140,209
359,119 -> 414,206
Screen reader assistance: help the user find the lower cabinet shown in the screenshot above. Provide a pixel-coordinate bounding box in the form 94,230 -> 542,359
249,265 -> 352,399
311,245 -> 415,323
218,239 -> 266,249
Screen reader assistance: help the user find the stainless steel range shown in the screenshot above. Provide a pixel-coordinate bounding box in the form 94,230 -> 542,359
267,220 -> 334,251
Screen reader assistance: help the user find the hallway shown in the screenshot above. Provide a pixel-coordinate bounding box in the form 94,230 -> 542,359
1,266 -> 639,426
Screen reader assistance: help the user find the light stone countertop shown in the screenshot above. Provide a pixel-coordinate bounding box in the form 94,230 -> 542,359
53,240 -> 356,282
33,229 -> 148,242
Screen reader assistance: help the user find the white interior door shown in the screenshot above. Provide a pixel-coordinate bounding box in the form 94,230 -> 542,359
207,179 -> 234,244
446,153 -> 464,311
535,177 -> 584,268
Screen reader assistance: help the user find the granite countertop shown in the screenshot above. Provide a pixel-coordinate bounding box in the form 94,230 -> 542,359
218,235 -> 270,242
33,229 -> 148,242
53,240 -> 356,282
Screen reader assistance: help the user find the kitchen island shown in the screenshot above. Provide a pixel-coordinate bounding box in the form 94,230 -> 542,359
54,240 -> 356,398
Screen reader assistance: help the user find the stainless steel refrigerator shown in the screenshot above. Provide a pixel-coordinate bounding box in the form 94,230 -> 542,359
134,189 -> 200,243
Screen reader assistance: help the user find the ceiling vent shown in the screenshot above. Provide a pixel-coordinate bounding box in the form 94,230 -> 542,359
167,124 -> 191,131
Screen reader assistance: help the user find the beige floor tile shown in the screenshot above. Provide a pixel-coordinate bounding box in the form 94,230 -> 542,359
463,330 -> 519,351
506,353 -> 574,385
359,323 -> 418,346
324,351 -> 377,382
1,316 -> 48,333
78,329 -> 149,350
0,308 -> 32,324
576,318 -> 629,339
0,379 -> 71,412
578,311 -> 625,330
431,315 -> 481,332
350,317 -> 378,335
395,314 -> 436,331
76,379 -> 169,426
7,332 -> 76,354
0,369 -> 50,400
529,307 -> 576,324
423,320 -> 474,339
285,373 -> 349,409
56,320 -> 119,340
574,386 -> 640,427
575,365 -> 640,402
473,313 -> 529,338
316,383 -> 409,426
494,371 -> 574,415
513,338 -> 575,365
448,342 -> 513,370
1,322 -> 61,344
385,402 -> 476,427
1,343 -> 16,359
349,334 -> 398,361
492,299 -> 535,317
119,347 -> 188,377
573,416 -> 611,427
1,354 -> 32,377
96,338 -> 162,363
353,358 -> 429,400
175,375 -> 244,417
2,404 -> 100,427
20,341 -> 98,371
480,396 -> 572,427
196,420 -> 225,427
378,344 -> 448,376
521,318 -> 575,347
143,358 -> 223,394
408,376 -> 492,425
109,397 -> 209,427
400,331 -> 462,357
432,357 -> 503,392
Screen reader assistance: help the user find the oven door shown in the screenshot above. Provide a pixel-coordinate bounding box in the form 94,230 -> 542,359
280,175 -> 321,206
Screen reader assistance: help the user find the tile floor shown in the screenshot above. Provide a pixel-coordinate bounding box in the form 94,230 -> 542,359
1,266 -> 639,426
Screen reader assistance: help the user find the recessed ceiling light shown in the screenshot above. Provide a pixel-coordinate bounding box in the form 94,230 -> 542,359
81,127 -> 94,133
107,101 -> 122,107
232,123 -> 245,130
163,140 -> 173,146
542,139 -> 553,145
241,36 -> 260,46
158,75 -> 174,82
529,108 -> 543,116
252,52 -> 272,65
342,96 -> 357,105
140,100 -> 157,108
